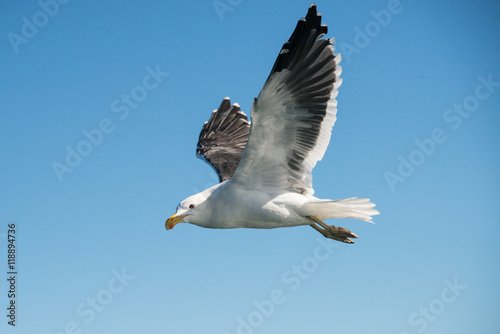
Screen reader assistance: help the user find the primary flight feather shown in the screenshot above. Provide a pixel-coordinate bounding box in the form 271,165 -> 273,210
166,4 -> 379,243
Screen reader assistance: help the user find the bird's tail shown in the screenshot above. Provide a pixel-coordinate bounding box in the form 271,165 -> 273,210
301,197 -> 379,223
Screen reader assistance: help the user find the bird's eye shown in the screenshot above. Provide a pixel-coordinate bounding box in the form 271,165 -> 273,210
189,204 -> 195,209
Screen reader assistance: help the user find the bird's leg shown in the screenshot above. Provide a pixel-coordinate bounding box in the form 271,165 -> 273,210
308,216 -> 358,244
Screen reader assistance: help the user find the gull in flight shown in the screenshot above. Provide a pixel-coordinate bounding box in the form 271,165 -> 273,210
166,4 -> 379,243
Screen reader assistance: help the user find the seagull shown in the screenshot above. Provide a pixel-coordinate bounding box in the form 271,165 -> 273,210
166,4 -> 379,243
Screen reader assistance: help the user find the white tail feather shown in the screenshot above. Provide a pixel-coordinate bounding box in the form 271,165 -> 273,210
301,197 -> 379,223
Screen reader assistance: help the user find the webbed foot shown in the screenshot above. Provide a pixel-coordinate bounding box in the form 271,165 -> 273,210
308,216 -> 358,244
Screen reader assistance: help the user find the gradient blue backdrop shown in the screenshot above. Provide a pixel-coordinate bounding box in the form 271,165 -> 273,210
1,0 -> 499,333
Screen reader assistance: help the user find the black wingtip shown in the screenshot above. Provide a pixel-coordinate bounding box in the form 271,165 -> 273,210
218,97 -> 231,113
305,3 -> 327,35
307,3 -> 317,16
268,4 -> 329,75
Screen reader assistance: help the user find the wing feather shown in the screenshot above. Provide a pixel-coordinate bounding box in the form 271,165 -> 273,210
196,98 -> 250,182
230,4 -> 342,195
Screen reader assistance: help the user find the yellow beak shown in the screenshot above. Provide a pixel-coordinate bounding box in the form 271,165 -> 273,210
165,213 -> 188,230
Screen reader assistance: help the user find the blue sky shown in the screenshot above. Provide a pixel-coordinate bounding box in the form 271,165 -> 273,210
1,0 -> 499,333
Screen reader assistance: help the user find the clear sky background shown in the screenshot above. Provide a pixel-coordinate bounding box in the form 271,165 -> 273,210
1,0 -> 499,333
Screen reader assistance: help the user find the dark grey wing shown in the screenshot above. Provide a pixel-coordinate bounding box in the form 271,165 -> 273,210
196,97 -> 250,182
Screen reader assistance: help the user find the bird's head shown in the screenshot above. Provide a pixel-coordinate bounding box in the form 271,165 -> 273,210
165,182 -> 222,230
165,194 -> 203,230
165,181 -> 224,230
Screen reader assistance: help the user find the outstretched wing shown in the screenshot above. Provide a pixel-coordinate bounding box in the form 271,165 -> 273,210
196,97 -> 250,182
230,4 -> 342,195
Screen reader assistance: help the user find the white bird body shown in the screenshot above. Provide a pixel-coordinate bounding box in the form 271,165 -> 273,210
189,182 -> 310,229
178,179 -> 378,231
